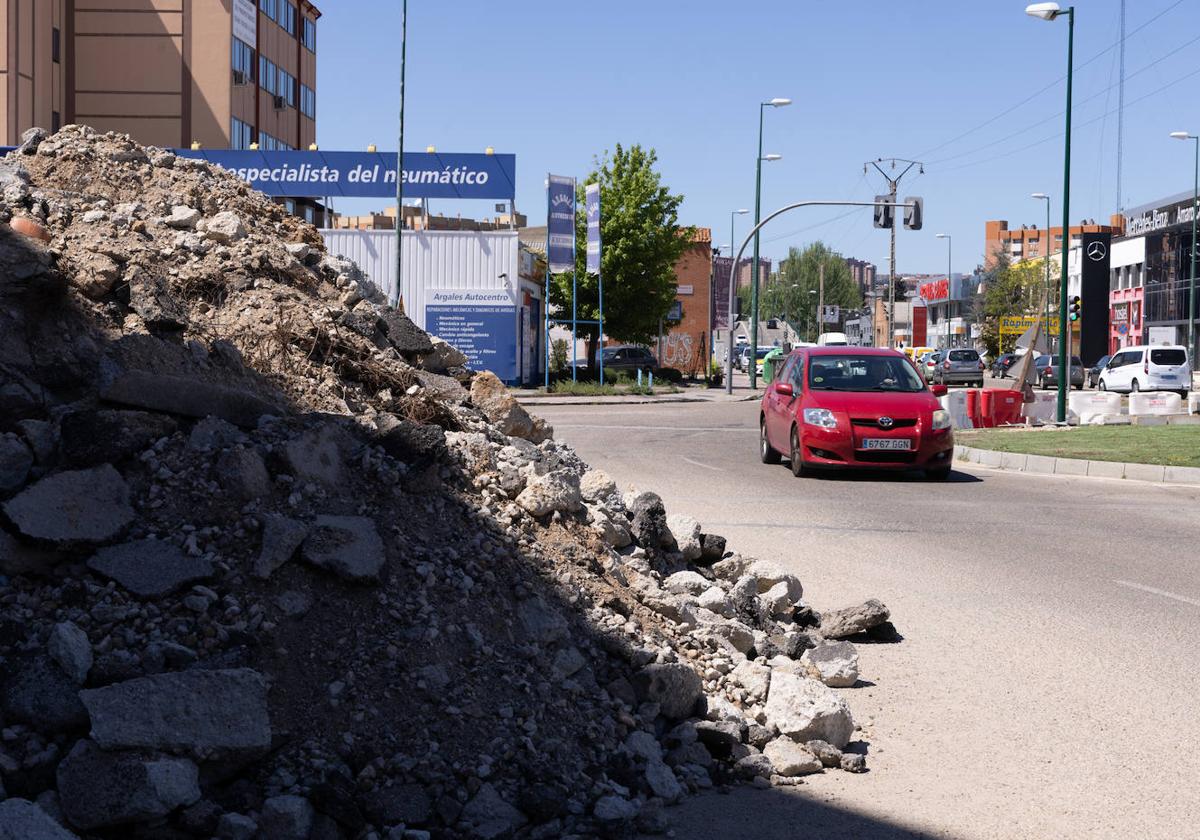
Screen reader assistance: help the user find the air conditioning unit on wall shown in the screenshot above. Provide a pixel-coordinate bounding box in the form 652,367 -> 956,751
232,70 -> 245,86
273,95 -> 285,110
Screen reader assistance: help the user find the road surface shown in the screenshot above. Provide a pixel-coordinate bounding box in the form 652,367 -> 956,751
534,399 -> 1200,840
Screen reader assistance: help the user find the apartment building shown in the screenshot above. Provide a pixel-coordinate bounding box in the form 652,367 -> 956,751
845,257 -> 877,296
984,216 -> 1123,269
1,0 -> 319,153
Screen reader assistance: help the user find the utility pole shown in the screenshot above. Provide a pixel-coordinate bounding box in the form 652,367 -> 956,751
817,262 -> 825,342
866,158 -> 924,348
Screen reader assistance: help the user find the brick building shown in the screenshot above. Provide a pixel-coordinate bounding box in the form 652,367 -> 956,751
984,216 -> 1123,268
656,228 -> 713,377
845,257 -> 877,296
0,0 -> 319,161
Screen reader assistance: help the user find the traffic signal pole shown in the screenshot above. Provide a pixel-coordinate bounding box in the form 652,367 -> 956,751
867,159 -> 924,347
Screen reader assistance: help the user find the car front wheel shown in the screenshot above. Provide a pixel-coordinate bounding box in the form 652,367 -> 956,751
789,426 -> 810,478
1099,378 -> 1107,391
760,418 -> 781,465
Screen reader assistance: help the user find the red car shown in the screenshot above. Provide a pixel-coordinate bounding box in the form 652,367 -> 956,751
759,347 -> 955,480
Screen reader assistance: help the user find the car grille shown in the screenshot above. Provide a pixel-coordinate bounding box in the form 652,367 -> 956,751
851,418 -> 917,429
855,450 -> 918,464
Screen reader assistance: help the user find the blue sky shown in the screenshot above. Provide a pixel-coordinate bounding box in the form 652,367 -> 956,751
317,0 -> 1200,275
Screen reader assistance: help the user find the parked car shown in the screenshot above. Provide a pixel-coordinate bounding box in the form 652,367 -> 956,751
992,352 -> 1020,378
752,346 -> 775,379
1097,345 -> 1191,396
1087,354 -> 1111,388
759,347 -> 954,480
919,351 -> 941,382
598,345 -> 656,375
933,348 -> 986,387
1034,354 -> 1085,390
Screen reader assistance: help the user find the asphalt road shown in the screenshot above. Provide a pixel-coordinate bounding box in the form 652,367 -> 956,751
533,399 -> 1200,840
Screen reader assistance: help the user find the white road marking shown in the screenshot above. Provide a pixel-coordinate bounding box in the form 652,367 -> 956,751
1114,579 -> 1200,608
552,424 -> 752,433
682,457 -> 723,472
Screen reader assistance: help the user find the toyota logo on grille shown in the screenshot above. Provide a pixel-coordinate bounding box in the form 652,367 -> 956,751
878,416 -> 895,428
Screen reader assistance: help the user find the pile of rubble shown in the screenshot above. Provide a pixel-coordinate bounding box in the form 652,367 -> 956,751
0,126 -> 897,840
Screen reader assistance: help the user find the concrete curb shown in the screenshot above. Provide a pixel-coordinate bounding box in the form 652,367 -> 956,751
955,445 -> 1200,487
518,393 -> 759,407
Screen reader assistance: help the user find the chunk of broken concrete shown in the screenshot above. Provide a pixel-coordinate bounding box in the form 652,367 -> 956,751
2,465 -> 133,543
300,515 -> 385,582
87,539 -> 213,598
253,516 -> 309,579
56,739 -> 200,830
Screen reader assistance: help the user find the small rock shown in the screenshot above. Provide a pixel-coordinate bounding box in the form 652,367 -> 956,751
666,514 -> 702,561
47,622 -> 92,685
300,515 -> 385,582
203,210 -> 246,243
0,798 -> 80,840
3,465 -> 133,543
55,739 -> 199,830
0,433 -> 33,492
259,795 -> 315,840
515,471 -> 581,516
632,663 -> 702,720
801,641 -> 860,688
579,469 -> 618,502
763,739 -> 823,777
254,516 -> 309,579
805,740 -> 843,768
663,571 -> 710,597
840,753 -> 867,773
593,794 -> 639,822
763,671 -> 855,748
819,599 -> 891,639
458,783 -> 526,839
164,205 -> 200,229
217,813 -> 258,840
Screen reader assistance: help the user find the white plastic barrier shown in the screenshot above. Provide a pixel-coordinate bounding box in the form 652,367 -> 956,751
1068,392 -> 1124,425
940,390 -> 973,429
1020,392 -> 1057,424
1189,393 -> 1199,415
1128,391 -> 1183,416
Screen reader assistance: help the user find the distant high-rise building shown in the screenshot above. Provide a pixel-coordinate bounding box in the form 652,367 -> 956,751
845,257 -> 877,295
984,217 -> 1124,269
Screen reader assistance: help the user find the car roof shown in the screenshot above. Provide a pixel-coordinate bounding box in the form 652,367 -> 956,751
795,346 -> 908,357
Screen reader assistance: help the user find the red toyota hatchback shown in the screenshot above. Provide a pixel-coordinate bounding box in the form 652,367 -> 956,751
759,347 -> 955,480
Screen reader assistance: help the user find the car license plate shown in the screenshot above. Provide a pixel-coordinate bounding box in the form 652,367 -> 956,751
1162,374 -> 1178,381
862,438 -> 911,450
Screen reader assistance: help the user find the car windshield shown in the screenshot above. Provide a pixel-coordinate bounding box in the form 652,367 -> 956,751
948,350 -> 978,361
808,354 -> 925,392
756,348 -> 772,359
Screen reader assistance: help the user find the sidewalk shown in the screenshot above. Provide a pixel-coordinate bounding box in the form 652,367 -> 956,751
516,372 -> 763,406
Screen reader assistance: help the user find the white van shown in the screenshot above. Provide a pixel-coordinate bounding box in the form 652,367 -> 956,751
1097,344 -> 1191,396
816,332 -> 849,346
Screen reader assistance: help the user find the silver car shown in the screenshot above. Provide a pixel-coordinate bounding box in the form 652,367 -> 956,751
1035,354 -> 1085,390
933,348 -> 985,387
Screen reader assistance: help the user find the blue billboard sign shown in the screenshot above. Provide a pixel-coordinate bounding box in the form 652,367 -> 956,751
173,150 -> 516,200
424,289 -> 517,383
586,182 -> 601,274
547,174 -> 575,274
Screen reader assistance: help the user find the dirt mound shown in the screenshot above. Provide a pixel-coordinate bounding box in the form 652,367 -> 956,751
0,127 -> 894,839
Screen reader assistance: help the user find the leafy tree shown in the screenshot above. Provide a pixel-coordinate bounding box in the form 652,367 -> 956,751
759,242 -> 863,341
977,249 -> 1057,357
550,145 -> 690,356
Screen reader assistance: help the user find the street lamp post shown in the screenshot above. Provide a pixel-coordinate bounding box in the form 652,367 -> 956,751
1026,2 -> 1074,423
750,98 -> 790,390
729,209 -> 749,354
936,234 -> 952,352
1032,193 -> 1052,346
1170,132 -> 1199,361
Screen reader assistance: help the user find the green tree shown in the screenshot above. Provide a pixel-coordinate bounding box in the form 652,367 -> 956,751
550,144 -> 690,356
759,242 -> 863,341
978,249 -> 1057,357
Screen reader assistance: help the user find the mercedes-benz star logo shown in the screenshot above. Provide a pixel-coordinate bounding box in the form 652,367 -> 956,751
878,416 -> 894,428
1087,241 -> 1107,261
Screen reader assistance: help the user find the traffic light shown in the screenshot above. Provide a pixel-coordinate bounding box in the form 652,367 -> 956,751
903,196 -> 924,230
1069,295 -> 1081,322
873,195 -> 894,229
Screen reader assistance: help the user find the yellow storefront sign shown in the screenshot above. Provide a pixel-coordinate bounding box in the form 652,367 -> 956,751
999,315 -> 1079,335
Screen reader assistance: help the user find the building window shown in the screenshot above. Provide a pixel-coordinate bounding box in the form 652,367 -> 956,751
259,0 -> 277,20
303,18 -> 317,52
283,2 -> 297,36
52,111 -> 61,132
232,37 -> 255,83
52,27 -> 60,63
231,117 -> 253,150
259,57 -> 277,94
277,68 -> 296,107
300,84 -> 316,119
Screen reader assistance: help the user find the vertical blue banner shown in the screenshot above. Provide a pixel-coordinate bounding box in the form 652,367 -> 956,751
547,174 -> 576,274
586,183 -> 601,274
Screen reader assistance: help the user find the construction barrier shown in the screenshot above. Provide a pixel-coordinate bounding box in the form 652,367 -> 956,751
1128,391 -> 1183,416
964,389 -> 983,429
940,390 -> 973,429
978,390 -> 996,428
1067,392 -> 1123,425
1190,393 -> 1200,415
986,388 -> 1024,426
1020,392 -> 1058,424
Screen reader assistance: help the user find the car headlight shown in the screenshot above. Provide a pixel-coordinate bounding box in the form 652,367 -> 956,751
932,409 -> 952,430
803,408 -> 838,429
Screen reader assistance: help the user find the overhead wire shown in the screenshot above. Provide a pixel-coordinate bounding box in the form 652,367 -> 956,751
910,0 -> 1186,160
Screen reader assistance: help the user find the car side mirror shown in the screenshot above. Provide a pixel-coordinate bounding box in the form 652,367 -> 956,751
930,384 -> 948,397
775,383 -> 794,397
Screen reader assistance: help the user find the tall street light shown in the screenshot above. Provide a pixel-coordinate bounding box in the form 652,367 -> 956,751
1170,131 -> 1199,361
1026,2 -> 1074,423
750,97 -> 791,389
936,234 -> 952,352
1031,193 -> 1052,344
